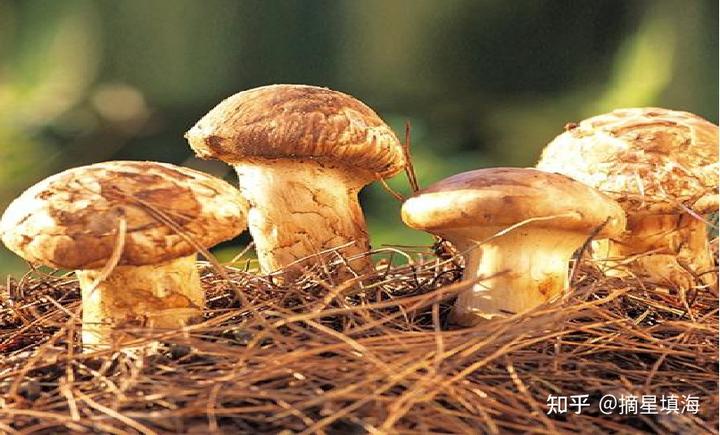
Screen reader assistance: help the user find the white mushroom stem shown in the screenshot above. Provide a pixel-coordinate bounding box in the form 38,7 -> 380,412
234,159 -> 373,276
443,226 -> 587,326
76,254 -> 203,350
593,213 -> 716,289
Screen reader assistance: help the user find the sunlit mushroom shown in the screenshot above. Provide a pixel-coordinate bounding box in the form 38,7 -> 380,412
401,168 -> 626,325
0,161 -> 248,349
185,84 -> 405,277
537,107 -> 719,289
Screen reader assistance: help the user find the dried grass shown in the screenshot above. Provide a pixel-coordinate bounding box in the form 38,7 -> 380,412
0,244 -> 717,435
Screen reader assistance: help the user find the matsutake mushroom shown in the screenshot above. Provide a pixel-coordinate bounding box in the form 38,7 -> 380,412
401,167 -> 625,325
0,161 -> 247,349
185,84 -> 405,278
537,107 -> 719,289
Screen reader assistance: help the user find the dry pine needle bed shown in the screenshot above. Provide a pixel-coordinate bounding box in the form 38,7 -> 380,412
0,247 -> 717,434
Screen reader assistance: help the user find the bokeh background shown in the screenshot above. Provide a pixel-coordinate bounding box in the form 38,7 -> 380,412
1,0 -> 717,276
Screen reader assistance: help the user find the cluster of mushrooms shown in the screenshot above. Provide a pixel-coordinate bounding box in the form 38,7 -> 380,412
1,85 -> 717,350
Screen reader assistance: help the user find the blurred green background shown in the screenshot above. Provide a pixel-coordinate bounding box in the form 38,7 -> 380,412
1,0 -> 718,276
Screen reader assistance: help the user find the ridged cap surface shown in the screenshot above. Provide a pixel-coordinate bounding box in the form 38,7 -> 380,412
185,84 -> 405,178
537,107 -> 718,214
1,161 -> 248,269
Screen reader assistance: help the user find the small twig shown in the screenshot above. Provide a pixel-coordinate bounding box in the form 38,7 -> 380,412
403,121 -> 420,193
377,177 -> 405,202
569,218 -> 609,287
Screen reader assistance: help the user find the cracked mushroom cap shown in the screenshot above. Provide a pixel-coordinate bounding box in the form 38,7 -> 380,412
0,161 -> 248,270
185,84 -> 405,179
537,107 -> 719,215
402,167 -> 626,237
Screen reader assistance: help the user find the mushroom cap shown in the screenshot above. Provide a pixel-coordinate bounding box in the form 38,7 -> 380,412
0,161 -> 248,270
401,167 -> 626,237
185,84 -> 405,179
537,107 -> 719,215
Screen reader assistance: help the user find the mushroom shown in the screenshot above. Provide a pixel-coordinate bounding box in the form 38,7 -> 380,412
401,168 -> 625,325
185,84 -> 405,277
0,161 -> 247,349
537,108 -> 718,289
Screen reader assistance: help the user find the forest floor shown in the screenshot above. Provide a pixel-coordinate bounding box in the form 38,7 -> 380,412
0,247 -> 717,434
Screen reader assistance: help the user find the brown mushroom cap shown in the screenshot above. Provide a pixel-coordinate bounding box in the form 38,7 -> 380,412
402,167 -> 626,237
537,107 -> 719,214
184,84 -> 405,178
0,161 -> 248,270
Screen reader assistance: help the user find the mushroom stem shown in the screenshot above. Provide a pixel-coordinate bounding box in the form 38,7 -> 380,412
76,254 -> 203,350
594,213 -> 716,289
446,227 -> 586,325
234,159 -> 373,276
